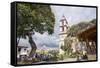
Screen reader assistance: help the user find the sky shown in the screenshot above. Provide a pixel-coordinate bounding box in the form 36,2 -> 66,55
18,5 -> 96,49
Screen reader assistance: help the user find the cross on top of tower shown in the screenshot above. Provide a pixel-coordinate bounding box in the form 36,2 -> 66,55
62,15 -> 66,19
60,15 -> 68,24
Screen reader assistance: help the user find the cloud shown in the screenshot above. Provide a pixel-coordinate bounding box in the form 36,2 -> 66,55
18,31 -> 59,49
32,32 -> 59,48
18,38 -> 31,48
51,5 -> 96,35
51,5 -> 96,25
18,5 -> 96,50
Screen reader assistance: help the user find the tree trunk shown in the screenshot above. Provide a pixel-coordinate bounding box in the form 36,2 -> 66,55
28,35 -> 37,58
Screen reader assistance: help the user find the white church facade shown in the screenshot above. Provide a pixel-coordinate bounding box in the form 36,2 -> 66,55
59,15 -> 87,56
59,15 -> 69,55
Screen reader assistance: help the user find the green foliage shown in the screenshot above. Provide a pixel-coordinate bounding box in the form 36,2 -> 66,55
60,37 -> 73,58
36,50 -> 47,55
67,25 -> 79,36
89,19 -> 96,24
63,37 -> 73,55
17,3 -> 55,37
48,49 -> 59,61
61,37 -> 72,51
17,3 -> 55,59
59,54 -> 64,60
67,19 -> 96,37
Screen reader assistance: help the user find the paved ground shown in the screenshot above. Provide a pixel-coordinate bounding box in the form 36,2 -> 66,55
88,54 -> 96,60
32,58 -> 77,64
18,54 -> 96,64
58,58 -> 77,62
32,54 -> 96,64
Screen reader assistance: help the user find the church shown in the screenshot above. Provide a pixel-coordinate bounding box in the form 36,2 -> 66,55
59,15 -> 69,55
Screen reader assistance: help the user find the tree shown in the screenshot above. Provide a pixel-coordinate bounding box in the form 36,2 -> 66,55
48,49 -> 59,61
67,19 -> 96,37
89,19 -> 96,25
61,37 -> 72,56
17,3 -> 55,57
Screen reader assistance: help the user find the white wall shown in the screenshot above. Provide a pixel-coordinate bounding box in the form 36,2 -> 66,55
0,0 -> 99,68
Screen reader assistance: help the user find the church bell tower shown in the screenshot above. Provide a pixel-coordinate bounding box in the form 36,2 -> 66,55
59,15 -> 69,55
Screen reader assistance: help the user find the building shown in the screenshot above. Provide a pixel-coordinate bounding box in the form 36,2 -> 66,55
59,15 -> 69,55
77,25 -> 96,54
17,46 -> 31,59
